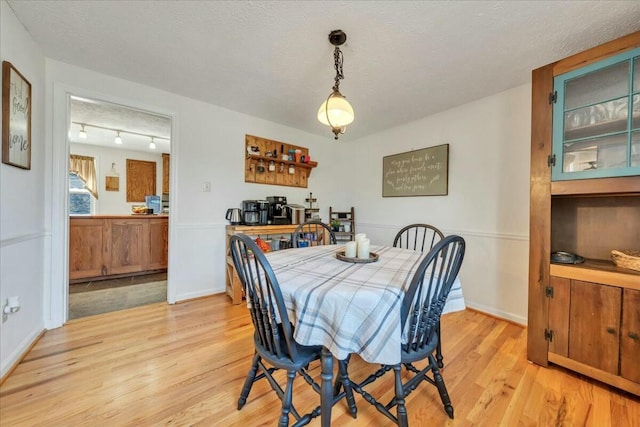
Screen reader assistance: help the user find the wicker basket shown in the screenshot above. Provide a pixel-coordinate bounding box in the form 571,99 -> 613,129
611,250 -> 640,272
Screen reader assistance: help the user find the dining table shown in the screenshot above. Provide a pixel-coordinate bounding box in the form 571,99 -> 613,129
264,243 -> 465,427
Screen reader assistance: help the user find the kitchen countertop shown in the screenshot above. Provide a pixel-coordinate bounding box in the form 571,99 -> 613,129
70,214 -> 169,219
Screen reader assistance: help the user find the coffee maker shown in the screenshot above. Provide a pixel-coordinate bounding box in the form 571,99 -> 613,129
257,200 -> 269,225
266,196 -> 288,224
242,200 -> 259,225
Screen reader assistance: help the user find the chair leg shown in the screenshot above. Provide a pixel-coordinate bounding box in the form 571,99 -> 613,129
430,355 -> 454,419
279,370 -> 296,427
238,353 -> 260,410
393,365 -> 408,427
337,359 -> 358,418
436,322 -> 444,368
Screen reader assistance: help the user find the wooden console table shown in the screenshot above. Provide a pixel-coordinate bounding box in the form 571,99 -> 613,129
225,224 -> 299,304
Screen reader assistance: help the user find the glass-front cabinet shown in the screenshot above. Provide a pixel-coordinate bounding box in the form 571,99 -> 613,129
552,48 -> 640,180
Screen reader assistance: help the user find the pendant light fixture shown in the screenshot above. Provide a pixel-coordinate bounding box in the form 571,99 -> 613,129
114,131 -> 123,145
317,30 -> 354,140
149,137 -> 156,150
78,124 -> 87,139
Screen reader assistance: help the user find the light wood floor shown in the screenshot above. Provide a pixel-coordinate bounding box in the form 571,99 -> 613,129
0,295 -> 638,426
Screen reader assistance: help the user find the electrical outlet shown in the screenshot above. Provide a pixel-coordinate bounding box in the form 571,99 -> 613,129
203,181 -> 211,192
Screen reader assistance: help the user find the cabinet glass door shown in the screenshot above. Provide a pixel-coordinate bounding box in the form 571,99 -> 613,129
552,48 -> 640,180
633,56 -> 640,167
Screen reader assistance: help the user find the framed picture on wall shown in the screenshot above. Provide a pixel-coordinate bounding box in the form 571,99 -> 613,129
382,144 -> 449,197
2,61 -> 32,170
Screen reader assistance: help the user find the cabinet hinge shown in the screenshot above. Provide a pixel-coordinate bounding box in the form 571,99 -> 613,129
545,286 -> 554,298
544,329 -> 554,342
549,91 -> 557,104
547,154 -> 556,167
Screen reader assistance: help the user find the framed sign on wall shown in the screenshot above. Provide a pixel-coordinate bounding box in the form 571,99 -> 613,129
382,144 -> 449,197
2,61 -> 32,170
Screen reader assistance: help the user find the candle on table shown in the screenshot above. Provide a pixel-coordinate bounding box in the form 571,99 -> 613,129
345,241 -> 357,258
357,238 -> 370,259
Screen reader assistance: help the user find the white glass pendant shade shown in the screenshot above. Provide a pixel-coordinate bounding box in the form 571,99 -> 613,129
79,125 -> 87,139
317,90 -> 354,127
114,131 -> 123,144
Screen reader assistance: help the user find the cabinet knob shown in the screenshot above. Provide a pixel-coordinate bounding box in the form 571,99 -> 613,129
629,332 -> 639,341
606,327 -> 616,335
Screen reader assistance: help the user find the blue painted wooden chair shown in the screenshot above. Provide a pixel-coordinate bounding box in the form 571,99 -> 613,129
229,234 -> 356,426
393,223 -> 447,368
346,235 -> 466,426
292,220 -> 337,248
393,223 -> 444,252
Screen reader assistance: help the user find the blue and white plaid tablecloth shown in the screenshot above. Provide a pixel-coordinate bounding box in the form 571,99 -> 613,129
265,244 -> 465,365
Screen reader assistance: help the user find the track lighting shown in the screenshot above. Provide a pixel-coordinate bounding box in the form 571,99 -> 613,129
71,122 -> 169,149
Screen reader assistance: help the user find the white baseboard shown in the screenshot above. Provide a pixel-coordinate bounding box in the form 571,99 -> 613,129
464,301 -> 527,326
1,327 -> 45,380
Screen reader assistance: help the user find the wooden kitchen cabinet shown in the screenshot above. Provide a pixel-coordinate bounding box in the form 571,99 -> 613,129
69,216 -> 168,281
69,218 -> 105,279
104,218 -> 147,276
528,31 -> 640,396
162,153 -> 170,194
148,217 -> 169,270
126,159 -> 156,202
546,272 -> 638,393
548,278 -> 622,374
621,288 -> 640,383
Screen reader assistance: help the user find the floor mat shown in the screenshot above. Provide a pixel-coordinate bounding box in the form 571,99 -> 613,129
68,280 -> 167,320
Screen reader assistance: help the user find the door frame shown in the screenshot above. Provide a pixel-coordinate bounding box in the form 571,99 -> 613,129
47,82 -> 177,329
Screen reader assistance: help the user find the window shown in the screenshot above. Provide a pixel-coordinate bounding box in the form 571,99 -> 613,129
69,172 -> 94,215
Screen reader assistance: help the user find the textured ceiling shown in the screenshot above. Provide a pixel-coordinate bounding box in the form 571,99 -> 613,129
8,1 -> 640,142
69,97 -> 171,153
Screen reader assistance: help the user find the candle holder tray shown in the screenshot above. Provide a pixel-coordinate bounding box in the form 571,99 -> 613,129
336,250 -> 379,263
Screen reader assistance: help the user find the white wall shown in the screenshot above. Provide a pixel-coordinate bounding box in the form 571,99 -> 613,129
0,1 -> 47,377
70,143 -> 164,214
46,59 -> 350,320
1,0 -> 533,377
347,84 -> 532,324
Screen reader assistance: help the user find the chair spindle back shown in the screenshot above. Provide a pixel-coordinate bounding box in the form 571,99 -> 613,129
292,220 -> 337,248
229,234 -> 299,361
401,235 -> 465,354
393,223 -> 444,252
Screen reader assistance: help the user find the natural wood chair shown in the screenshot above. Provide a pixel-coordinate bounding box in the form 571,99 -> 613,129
229,234 -> 356,426
292,220 -> 337,248
393,223 -> 447,367
344,235 -> 466,426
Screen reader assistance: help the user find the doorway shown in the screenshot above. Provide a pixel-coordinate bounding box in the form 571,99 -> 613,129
67,96 -> 172,320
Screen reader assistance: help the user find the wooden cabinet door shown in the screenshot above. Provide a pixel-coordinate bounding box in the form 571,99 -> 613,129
162,153 -> 170,194
126,159 -> 156,202
105,219 -> 147,275
147,218 -> 168,270
69,218 -> 105,280
569,280 -> 621,374
621,288 -> 640,382
548,276 -> 570,356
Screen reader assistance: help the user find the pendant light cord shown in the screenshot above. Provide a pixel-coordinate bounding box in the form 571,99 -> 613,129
333,46 -> 344,92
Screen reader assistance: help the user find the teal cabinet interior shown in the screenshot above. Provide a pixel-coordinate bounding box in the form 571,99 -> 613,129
552,48 -> 640,181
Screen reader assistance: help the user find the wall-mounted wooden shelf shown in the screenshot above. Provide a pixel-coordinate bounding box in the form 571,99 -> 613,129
245,134 -> 318,188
